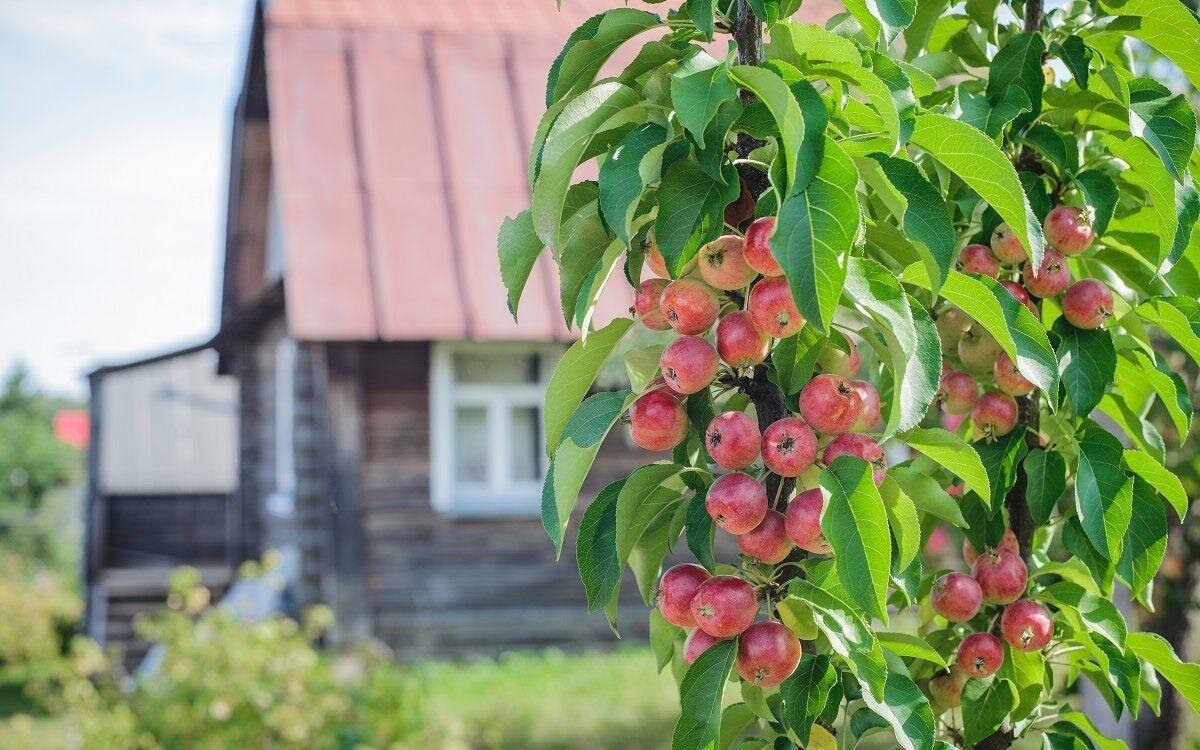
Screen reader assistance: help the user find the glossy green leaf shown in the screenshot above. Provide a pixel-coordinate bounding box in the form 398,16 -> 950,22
1105,136 -> 1183,266
781,653 -> 837,743
546,9 -> 663,105
858,670 -> 936,750
1123,448 -> 1190,520
1024,448 -> 1067,525
843,258 -> 942,437
544,318 -> 632,451
671,49 -> 736,141
987,33 -> 1046,114
1042,581 -> 1128,650
961,678 -> 1018,746
772,137 -> 861,334
880,476 -> 921,571
1052,35 -> 1093,89
615,463 -> 686,566
887,466 -> 968,527
820,456 -> 893,623
1117,350 -> 1193,442
649,609 -> 683,672
899,427 -> 991,506
1075,420 -> 1134,561
1053,318 -> 1116,418
531,82 -> 642,251
654,160 -> 741,276
866,154 -> 956,292
1074,170 -> 1118,236
1136,297 -> 1200,368
685,489 -> 717,572
1117,476 -> 1168,606
789,578 -> 890,700
577,478 -> 625,616
498,209 -> 546,321
1128,631 -> 1200,716
672,637 -> 736,750
599,123 -> 670,245
958,87 -> 1032,139
910,112 -> 1046,267
1131,94 -> 1196,181
877,632 -> 947,667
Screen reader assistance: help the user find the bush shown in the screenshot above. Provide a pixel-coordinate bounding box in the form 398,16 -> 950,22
21,563 -> 439,750
0,551 -> 80,669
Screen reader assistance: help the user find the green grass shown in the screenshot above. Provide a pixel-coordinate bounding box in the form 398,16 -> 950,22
418,648 -> 679,750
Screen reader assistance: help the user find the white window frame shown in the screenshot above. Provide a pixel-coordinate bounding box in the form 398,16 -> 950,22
429,342 -> 561,517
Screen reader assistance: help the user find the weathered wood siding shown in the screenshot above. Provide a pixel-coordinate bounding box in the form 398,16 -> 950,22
356,342 -> 653,658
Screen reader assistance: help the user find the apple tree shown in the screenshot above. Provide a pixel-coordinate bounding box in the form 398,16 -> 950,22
497,0 -> 1200,747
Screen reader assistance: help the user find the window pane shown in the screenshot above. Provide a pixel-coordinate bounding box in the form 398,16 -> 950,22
453,351 -> 539,384
510,406 -> 541,482
454,406 -> 488,483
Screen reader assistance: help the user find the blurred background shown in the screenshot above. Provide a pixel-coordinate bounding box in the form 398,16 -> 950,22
0,1 -> 1196,748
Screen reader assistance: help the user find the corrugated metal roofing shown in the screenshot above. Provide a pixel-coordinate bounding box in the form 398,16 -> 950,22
263,0 -> 834,341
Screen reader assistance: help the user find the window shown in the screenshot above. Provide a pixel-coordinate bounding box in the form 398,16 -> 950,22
430,343 -> 561,516
267,336 -> 296,518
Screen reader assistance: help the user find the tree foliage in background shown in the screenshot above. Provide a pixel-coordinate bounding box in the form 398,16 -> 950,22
499,0 -> 1200,747
0,364 -> 78,512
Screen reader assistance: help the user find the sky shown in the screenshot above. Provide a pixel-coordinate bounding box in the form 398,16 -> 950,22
0,0 -> 252,397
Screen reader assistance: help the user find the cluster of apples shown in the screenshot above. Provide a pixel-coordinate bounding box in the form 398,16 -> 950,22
938,205 -> 1106,438
633,217 -> 892,687
925,528 -> 1053,710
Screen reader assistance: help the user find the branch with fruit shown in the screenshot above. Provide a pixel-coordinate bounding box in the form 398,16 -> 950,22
497,0 -> 1200,747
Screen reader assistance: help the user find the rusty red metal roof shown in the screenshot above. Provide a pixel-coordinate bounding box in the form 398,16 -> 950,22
263,0 -> 835,341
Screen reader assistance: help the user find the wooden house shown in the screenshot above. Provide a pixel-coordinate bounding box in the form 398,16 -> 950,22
86,0 -> 835,659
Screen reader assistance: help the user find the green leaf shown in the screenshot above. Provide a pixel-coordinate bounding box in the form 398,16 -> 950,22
781,654 -> 837,744
859,672 -> 936,750
820,456 -> 893,623
546,9 -> 662,106
771,327 -> 827,395
842,0 -> 915,43
1117,477 -> 1168,606
542,391 -> 634,553
1099,0 -> 1200,90
599,124 -> 670,245
1023,124 -> 1079,177
877,632 -> 947,667
866,154 -> 956,292
577,478 -> 625,615
1075,420 -> 1134,561
688,0 -> 715,40
773,137 -> 860,334
973,430 -> 1031,509
961,678 -> 1018,746
1063,516 -> 1116,594
615,463 -> 686,566
1042,581 -> 1128,650
672,638 -> 737,750
654,160 -> 741,276
1105,136 -> 1183,266
1136,297 -> 1200,368
1053,712 -> 1130,750
958,87 -> 1032,139
1074,170 -> 1118,236
910,112 -> 1046,267
1051,35 -> 1093,89
880,476 -> 921,571
1123,448 -> 1190,520
1131,93 -> 1196,181
1128,631 -> 1200,716
1117,351 -> 1192,440
531,82 -> 642,251
498,209 -> 546,320
789,578 -> 889,700
1053,318 -> 1116,418
899,427 -> 991,506
1024,449 -> 1067,525
729,65 -> 807,196
649,609 -> 682,672
987,32 -> 1046,114
671,49 -> 736,141
999,646 -> 1046,721
717,703 -> 757,750
887,467 -> 968,527
560,214 -> 617,325
686,489 -> 717,572
901,267 -> 1059,396
544,317 -> 632,454
843,259 -> 941,437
